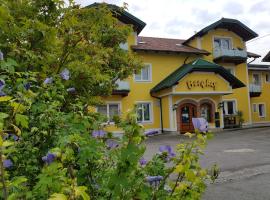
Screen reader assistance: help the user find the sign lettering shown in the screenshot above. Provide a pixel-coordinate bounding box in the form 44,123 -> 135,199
186,79 -> 217,90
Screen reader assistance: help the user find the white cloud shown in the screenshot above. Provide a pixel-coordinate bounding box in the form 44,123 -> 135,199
77,0 -> 270,63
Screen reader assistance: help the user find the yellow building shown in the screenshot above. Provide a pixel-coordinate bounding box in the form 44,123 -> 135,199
96,4 -> 270,134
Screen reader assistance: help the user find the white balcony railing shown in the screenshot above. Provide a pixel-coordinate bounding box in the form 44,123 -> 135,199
115,80 -> 130,91
213,48 -> 247,59
249,83 -> 261,93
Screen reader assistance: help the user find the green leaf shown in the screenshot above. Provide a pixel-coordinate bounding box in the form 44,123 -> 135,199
75,186 -> 90,200
15,114 -> 29,128
0,96 -> 12,102
49,193 -> 67,200
0,112 -> 9,119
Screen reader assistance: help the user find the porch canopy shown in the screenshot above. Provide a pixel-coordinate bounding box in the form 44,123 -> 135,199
151,58 -> 245,96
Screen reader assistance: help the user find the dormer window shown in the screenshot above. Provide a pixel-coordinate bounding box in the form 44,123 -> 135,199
214,38 -> 232,50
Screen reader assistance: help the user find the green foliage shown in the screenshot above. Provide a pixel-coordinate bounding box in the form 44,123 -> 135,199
0,1 -> 218,200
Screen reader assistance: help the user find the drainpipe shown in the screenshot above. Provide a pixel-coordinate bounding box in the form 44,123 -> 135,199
151,93 -> 164,133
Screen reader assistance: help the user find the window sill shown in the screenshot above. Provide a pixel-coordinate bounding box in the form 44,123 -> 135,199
134,80 -> 152,83
138,121 -> 153,124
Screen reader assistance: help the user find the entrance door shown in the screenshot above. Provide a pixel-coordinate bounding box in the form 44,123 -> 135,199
179,103 -> 197,133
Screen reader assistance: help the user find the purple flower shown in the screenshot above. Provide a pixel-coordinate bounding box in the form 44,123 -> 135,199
3,159 -> 13,168
92,130 -> 106,138
44,77 -> 53,84
0,79 -> 6,96
106,139 -> 119,149
192,118 -> 208,132
159,145 -> 176,160
139,157 -> 147,166
42,153 -> 56,164
0,91 -> 6,97
67,87 -> 76,93
145,130 -> 159,136
24,82 -> 31,90
60,68 -> 70,80
146,175 -> 163,186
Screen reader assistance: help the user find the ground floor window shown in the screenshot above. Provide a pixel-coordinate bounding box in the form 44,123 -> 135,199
223,100 -> 236,115
258,104 -> 265,117
97,103 -> 120,122
136,102 -> 152,123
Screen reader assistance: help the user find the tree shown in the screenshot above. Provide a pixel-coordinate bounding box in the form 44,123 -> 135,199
0,1 -> 217,199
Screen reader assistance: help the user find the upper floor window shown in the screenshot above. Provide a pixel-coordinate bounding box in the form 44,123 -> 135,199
134,64 -> 152,82
252,73 -> 261,85
119,42 -> 128,51
258,104 -> 265,117
97,103 -> 120,122
214,38 -> 232,50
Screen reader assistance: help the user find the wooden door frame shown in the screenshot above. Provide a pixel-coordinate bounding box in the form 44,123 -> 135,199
177,102 -> 198,133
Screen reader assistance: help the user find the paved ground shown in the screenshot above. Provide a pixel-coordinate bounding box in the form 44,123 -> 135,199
144,127 -> 270,200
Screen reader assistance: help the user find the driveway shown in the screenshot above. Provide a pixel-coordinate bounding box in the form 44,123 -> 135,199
144,127 -> 270,200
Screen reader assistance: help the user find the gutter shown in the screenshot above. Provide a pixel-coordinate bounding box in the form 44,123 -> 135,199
151,93 -> 164,133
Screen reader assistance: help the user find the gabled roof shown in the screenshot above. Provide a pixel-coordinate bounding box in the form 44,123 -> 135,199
87,3 -> 146,34
151,58 -> 245,93
262,51 -> 270,62
183,18 -> 258,45
132,37 -> 209,55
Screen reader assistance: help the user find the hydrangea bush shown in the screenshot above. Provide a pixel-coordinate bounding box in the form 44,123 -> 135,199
0,1 -> 218,199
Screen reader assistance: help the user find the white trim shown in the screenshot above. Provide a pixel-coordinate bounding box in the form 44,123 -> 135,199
249,68 -> 270,71
169,95 -> 174,130
134,63 -> 152,82
252,121 -> 270,124
196,37 -> 202,49
173,91 -> 233,95
133,32 -> 138,45
258,103 -> 266,118
135,101 -> 154,124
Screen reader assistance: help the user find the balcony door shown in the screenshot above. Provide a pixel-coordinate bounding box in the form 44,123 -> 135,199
214,38 -> 232,50
252,73 -> 261,85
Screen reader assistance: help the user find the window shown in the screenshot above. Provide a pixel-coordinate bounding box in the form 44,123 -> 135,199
214,38 -> 232,50
253,104 -> 257,112
134,64 -> 151,82
253,73 -> 261,85
119,42 -> 128,51
223,100 -> 236,115
136,102 -> 152,123
97,103 -> 120,122
258,104 -> 265,117
266,73 -> 270,83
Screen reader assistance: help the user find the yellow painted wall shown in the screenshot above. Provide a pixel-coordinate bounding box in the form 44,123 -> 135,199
187,29 -> 251,124
249,70 -> 270,123
174,72 -> 232,93
100,26 -> 259,133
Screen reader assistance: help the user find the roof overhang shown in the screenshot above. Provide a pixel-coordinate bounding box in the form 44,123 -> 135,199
87,3 -> 146,34
184,18 -> 258,45
262,51 -> 270,62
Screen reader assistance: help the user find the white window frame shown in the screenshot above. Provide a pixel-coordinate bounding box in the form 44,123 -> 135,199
136,101 -> 153,123
258,103 -> 266,118
96,102 -> 121,123
213,36 -> 233,50
252,72 -> 261,85
134,63 -> 152,82
223,100 -> 237,115
252,104 -> 257,113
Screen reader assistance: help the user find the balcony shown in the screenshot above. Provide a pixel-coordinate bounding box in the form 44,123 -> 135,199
112,80 -> 130,97
213,48 -> 247,64
249,83 -> 262,97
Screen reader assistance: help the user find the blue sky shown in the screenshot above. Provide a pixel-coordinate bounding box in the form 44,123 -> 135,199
76,0 -> 270,63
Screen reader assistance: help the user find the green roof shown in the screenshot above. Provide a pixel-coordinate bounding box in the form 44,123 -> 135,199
150,58 -> 245,93
87,3 -> 146,34
183,18 -> 258,45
